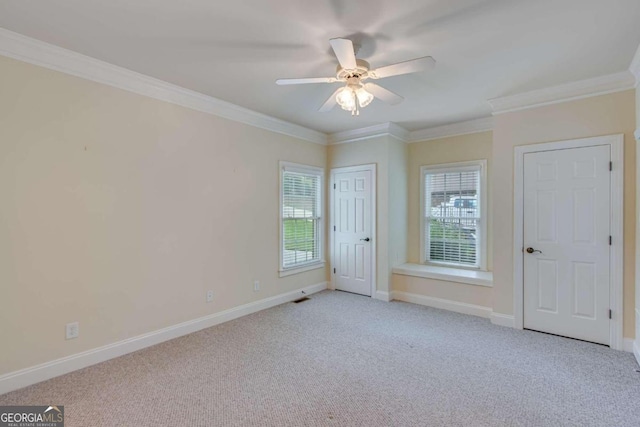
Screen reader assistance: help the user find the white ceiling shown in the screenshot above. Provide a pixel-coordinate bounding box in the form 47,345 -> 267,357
0,0 -> 639,134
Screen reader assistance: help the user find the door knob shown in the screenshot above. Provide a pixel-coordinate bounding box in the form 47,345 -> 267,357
360,238 -> 370,242
526,247 -> 542,254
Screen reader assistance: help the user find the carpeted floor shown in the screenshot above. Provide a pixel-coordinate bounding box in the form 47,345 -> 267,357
1,290 -> 639,426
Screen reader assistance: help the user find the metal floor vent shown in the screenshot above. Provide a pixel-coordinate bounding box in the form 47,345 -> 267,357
293,297 -> 310,303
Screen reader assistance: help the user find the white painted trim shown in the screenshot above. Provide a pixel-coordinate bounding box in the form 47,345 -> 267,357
374,291 -> 391,302
328,118 -> 494,146
0,28 -> 327,145
420,160 -> 488,270
392,263 -> 493,287
488,72 -> 636,115
330,164 -> 377,297
329,122 -> 409,144
0,282 -> 327,395
630,43 -> 640,87
635,129 -> 640,141
390,291 -> 492,318
278,262 -> 325,277
623,338 -> 635,353
513,135 -> 624,350
490,312 -> 515,328
408,117 -> 493,143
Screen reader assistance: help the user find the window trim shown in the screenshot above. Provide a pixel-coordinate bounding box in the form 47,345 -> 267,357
279,161 -> 325,277
420,160 -> 487,271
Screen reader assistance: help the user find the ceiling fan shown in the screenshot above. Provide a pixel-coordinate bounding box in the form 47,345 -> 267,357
276,38 -> 435,116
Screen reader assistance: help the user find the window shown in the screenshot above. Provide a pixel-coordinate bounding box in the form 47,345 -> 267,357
279,162 -> 324,275
421,160 -> 486,270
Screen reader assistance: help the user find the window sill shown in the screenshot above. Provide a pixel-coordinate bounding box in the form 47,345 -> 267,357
392,263 -> 493,287
279,261 -> 325,277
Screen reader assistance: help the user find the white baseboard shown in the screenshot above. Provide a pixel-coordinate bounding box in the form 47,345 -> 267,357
490,312 -> 515,328
633,341 -> 640,366
0,282 -> 327,395
374,291 -> 391,302
623,338 -> 635,353
390,291 -> 492,318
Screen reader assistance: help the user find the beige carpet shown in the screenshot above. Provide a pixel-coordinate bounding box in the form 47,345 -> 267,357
1,290 -> 639,426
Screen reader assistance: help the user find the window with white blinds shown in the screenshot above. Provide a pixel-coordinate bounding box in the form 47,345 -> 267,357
280,162 -> 323,272
421,161 -> 486,269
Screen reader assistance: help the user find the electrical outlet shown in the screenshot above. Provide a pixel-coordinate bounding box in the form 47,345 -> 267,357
66,322 -> 79,340
206,290 -> 214,302
253,281 -> 260,292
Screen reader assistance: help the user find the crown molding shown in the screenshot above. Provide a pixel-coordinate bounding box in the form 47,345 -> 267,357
407,117 -> 493,143
630,43 -> 640,88
0,28 -> 328,145
328,122 -> 409,144
488,71 -> 636,115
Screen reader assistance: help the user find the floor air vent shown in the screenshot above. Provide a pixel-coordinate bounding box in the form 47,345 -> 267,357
293,297 -> 310,303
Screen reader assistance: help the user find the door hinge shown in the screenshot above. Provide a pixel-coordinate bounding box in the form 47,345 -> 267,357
609,161 -> 613,171
333,225 -> 336,231
609,235 -> 612,245
333,268 -> 336,274
609,309 -> 612,319
333,183 -> 336,189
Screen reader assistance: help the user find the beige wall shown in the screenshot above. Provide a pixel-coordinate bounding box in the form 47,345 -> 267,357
388,138 -> 409,271
397,131 -> 494,306
493,90 -> 636,338
328,135 -> 408,294
407,131 -> 493,268
0,55 -> 327,375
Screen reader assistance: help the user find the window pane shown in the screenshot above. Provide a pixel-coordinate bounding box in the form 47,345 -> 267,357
282,168 -> 321,269
425,167 -> 480,267
283,173 -> 319,218
428,218 -> 477,266
283,218 -> 319,267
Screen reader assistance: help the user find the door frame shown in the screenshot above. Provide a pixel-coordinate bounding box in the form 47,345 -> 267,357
513,134 -> 624,350
329,164 -> 377,297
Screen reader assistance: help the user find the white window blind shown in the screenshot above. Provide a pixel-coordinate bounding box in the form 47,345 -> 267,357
423,163 -> 483,268
281,165 -> 322,270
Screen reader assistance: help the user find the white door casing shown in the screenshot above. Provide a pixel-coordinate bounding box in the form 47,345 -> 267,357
513,134 -> 624,350
523,145 -> 610,345
331,165 -> 376,297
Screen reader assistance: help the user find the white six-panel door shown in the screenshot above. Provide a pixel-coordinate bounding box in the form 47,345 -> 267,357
332,167 -> 374,296
523,145 -> 610,345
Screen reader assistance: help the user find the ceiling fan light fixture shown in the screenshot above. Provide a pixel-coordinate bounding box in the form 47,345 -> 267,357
276,38 -> 431,115
336,83 -> 374,116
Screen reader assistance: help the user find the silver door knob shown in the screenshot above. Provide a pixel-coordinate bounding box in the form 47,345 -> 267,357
360,238 -> 370,242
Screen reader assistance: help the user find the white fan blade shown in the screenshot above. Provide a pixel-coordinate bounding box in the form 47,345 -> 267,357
369,56 -> 435,79
276,77 -> 337,85
329,38 -> 357,70
364,83 -> 404,105
319,88 -> 342,112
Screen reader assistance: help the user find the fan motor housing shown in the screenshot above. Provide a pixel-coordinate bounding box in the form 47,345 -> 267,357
336,59 -> 370,81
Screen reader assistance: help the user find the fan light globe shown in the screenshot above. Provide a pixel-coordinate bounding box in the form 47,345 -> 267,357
356,87 -> 374,108
336,87 -> 356,111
